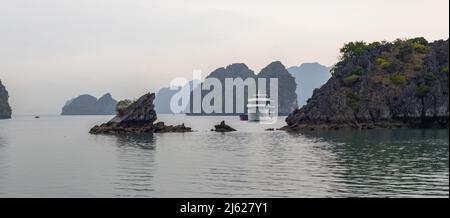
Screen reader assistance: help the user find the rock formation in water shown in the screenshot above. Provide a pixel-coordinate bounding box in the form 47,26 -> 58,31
212,120 -> 237,132
258,61 -> 298,115
187,62 -> 298,116
0,80 -> 12,119
90,93 -> 192,134
62,93 -> 117,115
288,63 -> 332,107
187,63 -> 256,115
154,122 -> 192,133
285,38 -> 449,130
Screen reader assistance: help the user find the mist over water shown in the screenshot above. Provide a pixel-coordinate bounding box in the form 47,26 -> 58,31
1,0 -> 449,115
0,115 -> 447,197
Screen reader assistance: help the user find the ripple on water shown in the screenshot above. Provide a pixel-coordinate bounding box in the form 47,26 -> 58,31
0,116 -> 448,197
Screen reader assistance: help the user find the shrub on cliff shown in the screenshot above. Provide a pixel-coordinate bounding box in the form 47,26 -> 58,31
441,67 -> 449,74
415,84 -> 432,97
413,43 -> 429,54
285,38 -> 449,130
376,57 -> 391,70
407,37 -> 428,45
343,75 -> 360,86
390,74 -> 407,86
425,72 -> 436,81
396,44 -> 414,62
116,99 -> 134,116
352,66 -> 366,75
346,92 -> 361,111
413,64 -> 423,71
340,41 -> 369,59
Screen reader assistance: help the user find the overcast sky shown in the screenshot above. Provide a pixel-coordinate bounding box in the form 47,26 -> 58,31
0,0 -> 449,115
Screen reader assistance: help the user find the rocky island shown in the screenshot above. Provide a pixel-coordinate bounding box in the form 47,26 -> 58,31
0,80 -> 12,119
90,93 -> 192,134
186,62 -> 298,116
258,61 -> 298,115
187,63 -> 257,115
212,121 -> 237,132
285,38 -> 449,130
62,93 -> 117,115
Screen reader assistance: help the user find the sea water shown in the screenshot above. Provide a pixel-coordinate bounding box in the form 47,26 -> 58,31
0,115 -> 448,197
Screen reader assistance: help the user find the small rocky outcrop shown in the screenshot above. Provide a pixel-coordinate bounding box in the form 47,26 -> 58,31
285,38 -> 449,131
0,80 -> 12,119
154,122 -> 192,133
62,93 -> 117,115
212,121 -> 237,132
90,93 -> 192,134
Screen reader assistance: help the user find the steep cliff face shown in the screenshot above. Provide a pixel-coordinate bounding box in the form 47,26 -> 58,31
62,93 -> 117,115
96,93 -> 118,115
0,80 -> 12,119
187,63 -> 256,115
258,61 -> 298,115
288,63 -> 331,107
285,38 -> 449,130
186,62 -> 298,115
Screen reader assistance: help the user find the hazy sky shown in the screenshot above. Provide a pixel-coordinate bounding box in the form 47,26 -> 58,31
0,0 -> 449,115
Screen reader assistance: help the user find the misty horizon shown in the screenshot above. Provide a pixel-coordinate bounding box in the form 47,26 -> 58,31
1,0 -> 449,115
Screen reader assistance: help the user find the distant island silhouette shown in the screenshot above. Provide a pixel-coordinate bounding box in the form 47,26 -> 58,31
61,93 -> 117,115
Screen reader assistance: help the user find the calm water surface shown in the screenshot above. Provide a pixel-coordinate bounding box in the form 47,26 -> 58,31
0,115 -> 448,197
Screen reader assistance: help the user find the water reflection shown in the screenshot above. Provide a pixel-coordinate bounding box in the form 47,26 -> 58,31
298,129 -> 449,197
0,115 -> 447,197
0,135 -> 8,196
113,134 -> 156,150
107,134 -> 157,197
195,132 -> 340,197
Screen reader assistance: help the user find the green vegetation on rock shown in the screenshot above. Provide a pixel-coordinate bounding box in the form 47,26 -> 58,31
396,44 -> 414,62
390,74 -> 407,86
346,92 -> 361,111
415,84 -> 432,97
413,64 -> 423,71
343,74 -> 360,86
116,99 -> 134,116
340,41 -> 368,59
425,72 -> 436,81
413,43 -> 429,54
351,66 -> 366,75
286,37 -> 449,130
407,37 -> 428,45
376,57 -> 391,70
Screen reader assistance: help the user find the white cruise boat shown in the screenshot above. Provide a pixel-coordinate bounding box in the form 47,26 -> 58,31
246,93 -> 276,122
